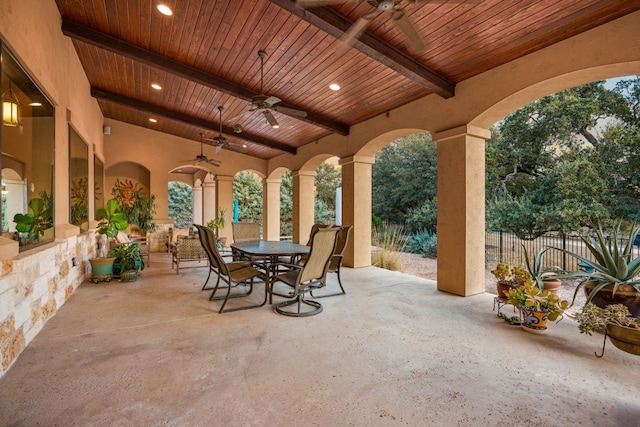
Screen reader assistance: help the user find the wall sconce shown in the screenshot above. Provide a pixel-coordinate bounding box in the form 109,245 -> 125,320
2,83 -> 21,127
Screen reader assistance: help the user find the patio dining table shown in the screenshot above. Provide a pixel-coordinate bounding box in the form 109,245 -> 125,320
230,240 -> 310,303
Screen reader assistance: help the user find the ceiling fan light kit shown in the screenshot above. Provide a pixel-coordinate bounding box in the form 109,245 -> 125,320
231,50 -> 308,129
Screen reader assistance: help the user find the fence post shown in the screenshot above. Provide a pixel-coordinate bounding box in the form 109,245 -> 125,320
562,233 -> 567,270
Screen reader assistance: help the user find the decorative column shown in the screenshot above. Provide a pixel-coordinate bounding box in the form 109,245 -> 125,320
340,155 -> 375,268
292,170 -> 316,244
215,175 -> 234,243
263,177 -> 281,241
192,185 -> 203,226
202,180 -> 216,225
433,124 -> 490,296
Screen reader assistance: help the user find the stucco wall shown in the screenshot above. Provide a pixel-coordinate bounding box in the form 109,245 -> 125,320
0,0 -> 105,377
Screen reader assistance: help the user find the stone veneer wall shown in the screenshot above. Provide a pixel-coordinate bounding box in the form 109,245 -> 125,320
0,233 -> 95,377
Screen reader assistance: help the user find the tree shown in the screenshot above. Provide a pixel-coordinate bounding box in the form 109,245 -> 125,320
168,181 -> 193,228
372,132 -> 438,225
315,161 -> 341,211
233,172 -> 263,223
486,78 -> 640,238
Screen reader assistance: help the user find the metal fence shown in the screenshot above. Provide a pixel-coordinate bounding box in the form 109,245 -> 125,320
485,231 -> 640,270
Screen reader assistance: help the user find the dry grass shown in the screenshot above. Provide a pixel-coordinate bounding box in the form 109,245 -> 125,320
371,224 -> 408,272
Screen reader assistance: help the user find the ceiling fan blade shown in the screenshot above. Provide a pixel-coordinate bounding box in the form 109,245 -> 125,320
226,141 -> 248,153
295,0 -> 346,7
337,12 -> 376,52
206,159 -> 222,167
263,110 -> 280,128
273,105 -> 308,118
264,96 -> 281,107
392,8 -> 426,53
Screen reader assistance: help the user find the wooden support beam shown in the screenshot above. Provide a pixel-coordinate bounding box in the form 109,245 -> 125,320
91,87 -> 298,155
269,0 -> 455,98
62,18 -> 349,135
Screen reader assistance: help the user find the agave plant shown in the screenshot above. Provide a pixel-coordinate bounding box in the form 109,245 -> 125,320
522,245 -> 560,289
552,224 -> 640,304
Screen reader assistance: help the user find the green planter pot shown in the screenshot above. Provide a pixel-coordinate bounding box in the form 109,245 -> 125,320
119,269 -> 139,282
89,257 -> 115,283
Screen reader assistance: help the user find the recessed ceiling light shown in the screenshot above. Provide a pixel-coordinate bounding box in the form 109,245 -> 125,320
329,83 -> 341,91
149,118 -> 157,123
151,83 -> 162,90
28,102 -> 42,107
271,124 -> 279,129
242,143 -> 247,148
157,4 -> 173,16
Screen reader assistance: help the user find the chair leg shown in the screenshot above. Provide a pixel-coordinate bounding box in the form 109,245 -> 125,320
310,271 -> 346,298
275,294 -> 323,317
202,267 -> 213,290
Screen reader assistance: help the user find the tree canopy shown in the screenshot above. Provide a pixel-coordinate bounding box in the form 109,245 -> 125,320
486,78 -> 640,238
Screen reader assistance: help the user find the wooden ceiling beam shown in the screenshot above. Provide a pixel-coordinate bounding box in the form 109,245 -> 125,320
62,18 -> 349,135
91,87 -> 298,155
269,0 -> 455,99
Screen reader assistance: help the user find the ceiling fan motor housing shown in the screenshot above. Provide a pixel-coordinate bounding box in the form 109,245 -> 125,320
370,0 -> 400,11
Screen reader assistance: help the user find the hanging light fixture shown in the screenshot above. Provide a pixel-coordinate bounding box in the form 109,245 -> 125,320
2,83 -> 21,127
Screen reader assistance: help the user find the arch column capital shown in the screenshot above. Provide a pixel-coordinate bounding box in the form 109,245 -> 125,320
292,170 -> 317,178
214,175 -> 234,183
339,155 -> 375,166
433,124 -> 491,142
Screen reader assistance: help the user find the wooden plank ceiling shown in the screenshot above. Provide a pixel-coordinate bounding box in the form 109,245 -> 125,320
55,0 -> 640,161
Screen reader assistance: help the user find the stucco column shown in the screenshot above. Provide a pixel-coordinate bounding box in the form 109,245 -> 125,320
215,175 -> 234,243
263,178 -> 281,241
202,180 -> 216,225
340,155 -> 374,268
192,185 -> 203,226
434,124 -> 490,296
292,170 -> 316,244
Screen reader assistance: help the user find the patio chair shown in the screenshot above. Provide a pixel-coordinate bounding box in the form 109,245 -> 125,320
194,224 -> 264,313
171,234 -> 207,274
311,225 -> 352,298
268,227 -> 341,317
232,222 -> 261,242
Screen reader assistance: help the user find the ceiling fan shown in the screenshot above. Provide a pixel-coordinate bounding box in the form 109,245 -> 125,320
231,51 -> 307,129
295,0 -> 428,53
204,106 -> 247,154
181,133 -> 222,167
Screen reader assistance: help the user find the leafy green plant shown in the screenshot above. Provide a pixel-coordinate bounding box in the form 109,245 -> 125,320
109,243 -> 145,272
491,263 -> 529,286
111,178 -> 157,233
96,198 -> 129,238
522,245 -> 559,289
206,207 -> 227,235
406,230 -> 437,258
574,303 -> 639,336
551,224 -> 640,305
504,283 -> 569,322
13,197 -> 53,241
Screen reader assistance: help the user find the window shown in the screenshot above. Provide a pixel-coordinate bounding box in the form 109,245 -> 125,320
1,42 -> 55,249
94,155 -> 104,217
69,127 -> 88,231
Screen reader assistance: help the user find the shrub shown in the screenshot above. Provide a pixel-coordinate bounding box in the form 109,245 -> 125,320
406,199 -> 437,234
406,230 -> 437,258
371,223 -> 408,272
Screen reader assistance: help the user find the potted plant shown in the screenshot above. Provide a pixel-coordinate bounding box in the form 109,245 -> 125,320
550,223 -> 640,317
13,196 -> 53,245
111,178 -> 157,234
491,262 -> 529,301
90,198 -> 129,282
504,282 -> 569,334
575,303 -> 640,357
206,207 -> 227,248
522,245 -> 562,295
109,243 -> 145,281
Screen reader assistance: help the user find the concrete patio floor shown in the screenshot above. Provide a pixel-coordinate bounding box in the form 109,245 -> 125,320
1,253 -> 639,426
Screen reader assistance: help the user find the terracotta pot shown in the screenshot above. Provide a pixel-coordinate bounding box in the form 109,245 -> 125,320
519,303 -> 549,334
584,282 -> 640,317
606,323 -> 640,356
496,282 -> 517,301
541,279 -> 562,296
